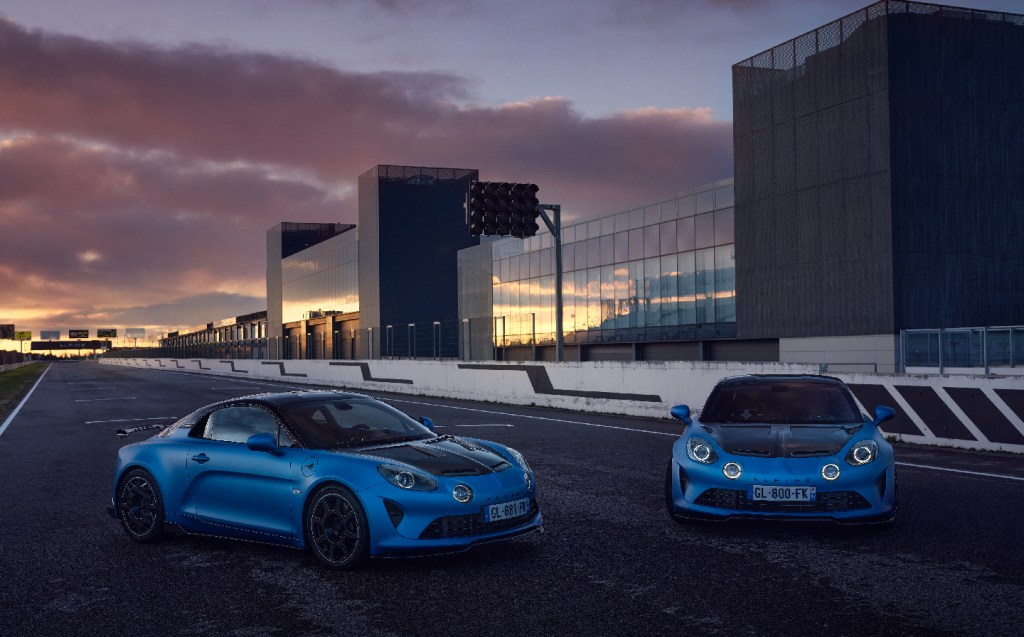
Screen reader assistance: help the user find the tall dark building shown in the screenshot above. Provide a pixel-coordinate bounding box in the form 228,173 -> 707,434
733,1 -> 1024,369
358,165 -> 479,357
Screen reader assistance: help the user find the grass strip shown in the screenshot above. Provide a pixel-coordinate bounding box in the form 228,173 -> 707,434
0,363 -> 47,423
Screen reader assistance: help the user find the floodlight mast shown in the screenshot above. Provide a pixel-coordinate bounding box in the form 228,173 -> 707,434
536,203 -> 564,362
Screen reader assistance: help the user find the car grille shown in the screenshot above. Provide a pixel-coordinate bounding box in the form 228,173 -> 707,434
418,500 -> 538,539
694,489 -> 870,513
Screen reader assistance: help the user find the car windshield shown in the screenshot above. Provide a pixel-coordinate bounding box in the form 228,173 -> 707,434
278,398 -> 435,449
700,379 -> 862,425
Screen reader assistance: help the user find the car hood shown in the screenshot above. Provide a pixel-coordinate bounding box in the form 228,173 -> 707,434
698,423 -> 863,458
344,436 -> 512,477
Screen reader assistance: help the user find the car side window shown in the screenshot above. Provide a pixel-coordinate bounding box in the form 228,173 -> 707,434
204,406 -> 280,444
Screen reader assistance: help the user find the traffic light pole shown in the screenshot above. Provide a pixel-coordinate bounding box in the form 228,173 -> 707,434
537,204 -> 564,362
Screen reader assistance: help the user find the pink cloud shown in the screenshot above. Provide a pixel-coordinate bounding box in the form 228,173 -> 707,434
0,17 -> 732,335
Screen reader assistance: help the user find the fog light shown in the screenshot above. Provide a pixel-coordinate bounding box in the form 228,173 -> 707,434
452,484 -> 473,503
822,463 -> 841,481
722,462 -> 742,480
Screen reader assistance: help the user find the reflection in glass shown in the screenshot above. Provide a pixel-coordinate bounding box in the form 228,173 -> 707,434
714,208 -> 735,245
489,180 -> 738,349
695,248 -> 716,324
695,213 -> 715,249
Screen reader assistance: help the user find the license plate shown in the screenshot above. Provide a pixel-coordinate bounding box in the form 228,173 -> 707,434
484,498 -> 530,522
748,485 -> 816,502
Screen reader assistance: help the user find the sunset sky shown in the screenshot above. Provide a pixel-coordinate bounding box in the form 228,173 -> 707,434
0,0 -> 1016,344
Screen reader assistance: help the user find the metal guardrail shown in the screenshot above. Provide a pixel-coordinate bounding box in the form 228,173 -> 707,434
902,326 -> 1024,373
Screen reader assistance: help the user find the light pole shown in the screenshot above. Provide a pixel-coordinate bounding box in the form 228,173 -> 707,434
536,203 -> 563,362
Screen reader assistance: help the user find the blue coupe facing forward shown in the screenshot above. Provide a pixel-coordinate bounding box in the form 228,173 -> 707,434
665,375 -> 897,525
109,390 -> 541,568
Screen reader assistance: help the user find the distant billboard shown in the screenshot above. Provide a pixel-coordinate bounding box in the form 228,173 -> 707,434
97,328 -> 117,338
69,329 -> 89,339
125,328 -> 145,338
31,340 -> 111,351
14,331 -> 31,340
40,330 -> 60,340
0,324 -> 13,339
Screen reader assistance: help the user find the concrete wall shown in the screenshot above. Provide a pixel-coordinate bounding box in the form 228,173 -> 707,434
780,334 -> 899,373
101,357 -> 1024,454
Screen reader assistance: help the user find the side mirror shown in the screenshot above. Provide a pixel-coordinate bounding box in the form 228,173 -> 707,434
419,416 -> 435,432
670,405 -> 692,426
874,405 -> 895,425
246,432 -> 282,455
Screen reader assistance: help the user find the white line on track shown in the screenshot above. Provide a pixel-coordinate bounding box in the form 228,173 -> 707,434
85,416 -> 179,424
387,398 -> 678,437
75,397 -> 137,402
896,461 -> 1024,482
438,424 -> 516,428
391,399 -> 1024,483
0,364 -> 52,437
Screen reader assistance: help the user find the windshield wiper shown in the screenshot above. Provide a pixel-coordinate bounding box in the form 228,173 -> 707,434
379,434 -> 431,445
423,434 -> 453,444
326,436 -> 372,449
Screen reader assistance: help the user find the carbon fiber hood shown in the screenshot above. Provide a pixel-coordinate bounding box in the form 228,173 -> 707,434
350,436 -> 511,476
700,424 -> 862,458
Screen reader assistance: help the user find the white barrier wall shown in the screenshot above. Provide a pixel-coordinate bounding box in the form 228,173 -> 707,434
101,358 -> 1024,454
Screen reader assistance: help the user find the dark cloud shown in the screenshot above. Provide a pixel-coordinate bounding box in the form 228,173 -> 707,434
0,17 -> 732,335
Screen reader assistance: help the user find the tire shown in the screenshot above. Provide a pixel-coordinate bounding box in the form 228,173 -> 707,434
116,468 -> 167,543
305,486 -> 370,569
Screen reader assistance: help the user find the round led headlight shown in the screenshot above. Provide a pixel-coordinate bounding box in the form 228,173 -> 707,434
377,464 -> 438,491
846,440 -> 878,466
452,484 -> 473,503
686,438 -> 718,465
394,471 -> 415,489
722,462 -> 742,480
822,463 -> 841,481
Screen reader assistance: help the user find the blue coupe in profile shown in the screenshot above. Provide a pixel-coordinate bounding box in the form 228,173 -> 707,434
109,391 -> 541,568
665,375 -> 897,525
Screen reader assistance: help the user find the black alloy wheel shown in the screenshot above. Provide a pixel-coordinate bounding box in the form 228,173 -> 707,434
117,469 -> 166,543
306,486 -> 369,569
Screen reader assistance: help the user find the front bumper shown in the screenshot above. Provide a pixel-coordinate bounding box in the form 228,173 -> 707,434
359,469 -> 543,557
667,456 -> 896,523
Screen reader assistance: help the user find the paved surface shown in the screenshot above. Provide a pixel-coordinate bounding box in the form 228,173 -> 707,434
1,361 -> 1022,636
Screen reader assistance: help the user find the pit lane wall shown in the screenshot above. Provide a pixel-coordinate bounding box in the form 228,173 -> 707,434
100,358 -> 1024,454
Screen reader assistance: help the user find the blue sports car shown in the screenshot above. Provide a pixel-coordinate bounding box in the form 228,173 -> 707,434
109,390 -> 541,568
665,374 -> 897,525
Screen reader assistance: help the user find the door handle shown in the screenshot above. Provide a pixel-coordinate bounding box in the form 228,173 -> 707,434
191,453 -> 210,464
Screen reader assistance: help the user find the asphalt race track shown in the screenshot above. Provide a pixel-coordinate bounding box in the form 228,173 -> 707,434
1,361 -> 1023,636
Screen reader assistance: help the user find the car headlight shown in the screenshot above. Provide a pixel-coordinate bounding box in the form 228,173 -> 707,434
507,447 -> 531,473
845,440 -> 877,466
686,437 -> 718,464
377,464 -> 437,491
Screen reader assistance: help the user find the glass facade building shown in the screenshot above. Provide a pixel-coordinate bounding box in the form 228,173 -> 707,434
489,179 -> 737,349
281,226 -> 359,324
